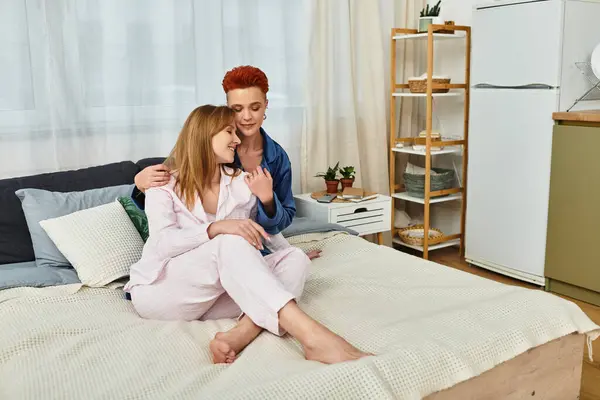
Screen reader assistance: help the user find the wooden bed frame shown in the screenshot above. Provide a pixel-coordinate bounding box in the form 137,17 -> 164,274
425,334 -> 583,399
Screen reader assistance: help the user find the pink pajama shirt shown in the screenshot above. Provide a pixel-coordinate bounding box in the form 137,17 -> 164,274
124,168 -> 310,336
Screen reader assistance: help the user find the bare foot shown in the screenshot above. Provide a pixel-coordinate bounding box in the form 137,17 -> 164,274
278,300 -> 371,364
306,249 -> 322,260
209,317 -> 262,364
303,327 -> 372,364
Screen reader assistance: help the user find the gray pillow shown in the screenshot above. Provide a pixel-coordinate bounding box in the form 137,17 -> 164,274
281,217 -> 358,238
15,184 -> 135,268
0,261 -> 80,290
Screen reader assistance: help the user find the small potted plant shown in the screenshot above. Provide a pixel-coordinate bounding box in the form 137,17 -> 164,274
419,1 -> 443,33
339,165 -> 356,190
315,162 -> 340,194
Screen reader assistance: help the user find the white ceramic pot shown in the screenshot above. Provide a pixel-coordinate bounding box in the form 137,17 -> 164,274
419,16 -> 443,33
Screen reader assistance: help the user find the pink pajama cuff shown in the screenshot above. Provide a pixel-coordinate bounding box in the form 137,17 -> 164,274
262,291 -> 295,336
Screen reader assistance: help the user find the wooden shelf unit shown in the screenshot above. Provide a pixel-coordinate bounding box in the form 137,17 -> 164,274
388,25 -> 471,260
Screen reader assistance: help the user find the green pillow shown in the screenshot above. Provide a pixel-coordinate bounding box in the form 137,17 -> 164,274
117,196 -> 149,242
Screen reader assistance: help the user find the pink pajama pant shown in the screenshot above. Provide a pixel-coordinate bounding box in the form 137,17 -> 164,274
129,234 -> 310,335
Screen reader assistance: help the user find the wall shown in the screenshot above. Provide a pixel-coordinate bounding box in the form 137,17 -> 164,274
430,0 -> 479,236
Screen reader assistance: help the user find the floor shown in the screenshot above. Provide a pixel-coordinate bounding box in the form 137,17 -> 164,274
419,248 -> 600,400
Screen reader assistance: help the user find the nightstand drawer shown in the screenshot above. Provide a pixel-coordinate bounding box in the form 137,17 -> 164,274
293,193 -> 392,241
329,203 -> 390,234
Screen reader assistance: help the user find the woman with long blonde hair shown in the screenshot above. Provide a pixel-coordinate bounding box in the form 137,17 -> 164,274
124,105 -> 370,365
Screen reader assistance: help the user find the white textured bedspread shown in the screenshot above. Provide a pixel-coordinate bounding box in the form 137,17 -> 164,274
1,233 -> 598,399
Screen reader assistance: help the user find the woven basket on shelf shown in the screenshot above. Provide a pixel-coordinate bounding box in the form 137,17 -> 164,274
403,168 -> 455,198
397,225 -> 444,246
408,77 -> 451,93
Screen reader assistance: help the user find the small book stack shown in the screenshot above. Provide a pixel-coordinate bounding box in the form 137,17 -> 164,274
339,187 -> 378,203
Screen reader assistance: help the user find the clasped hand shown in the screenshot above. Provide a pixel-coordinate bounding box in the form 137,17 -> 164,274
207,219 -> 322,260
208,219 -> 269,251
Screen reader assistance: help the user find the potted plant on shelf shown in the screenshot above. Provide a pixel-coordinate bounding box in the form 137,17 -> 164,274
315,162 -> 340,194
339,165 -> 356,190
419,1 -> 443,33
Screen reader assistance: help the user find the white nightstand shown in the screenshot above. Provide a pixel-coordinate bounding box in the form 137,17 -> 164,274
293,193 -> 392,245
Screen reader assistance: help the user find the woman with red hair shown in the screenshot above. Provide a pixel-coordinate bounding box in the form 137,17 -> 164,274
130,67 -> 355,361
221,65 -> 295,236
132,66 -> 298,240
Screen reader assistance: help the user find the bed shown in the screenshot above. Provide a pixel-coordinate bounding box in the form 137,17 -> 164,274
0,231 -> 598,399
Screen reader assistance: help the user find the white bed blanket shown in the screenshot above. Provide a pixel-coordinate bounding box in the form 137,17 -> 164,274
0,233 -> 598,399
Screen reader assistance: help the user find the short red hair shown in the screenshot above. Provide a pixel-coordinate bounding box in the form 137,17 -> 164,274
222,65 -> 269,94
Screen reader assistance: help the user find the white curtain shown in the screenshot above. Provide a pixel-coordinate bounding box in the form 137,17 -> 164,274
301,0 -> 390,195
0,0 -> 309,194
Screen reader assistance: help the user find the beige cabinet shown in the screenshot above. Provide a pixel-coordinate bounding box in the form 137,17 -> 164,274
545,112 -> 600,306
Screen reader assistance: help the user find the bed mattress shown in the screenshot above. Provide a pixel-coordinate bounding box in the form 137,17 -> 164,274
0,232 -> 598,399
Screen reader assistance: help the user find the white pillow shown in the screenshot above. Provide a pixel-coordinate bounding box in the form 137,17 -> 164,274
39,201 -> 144,288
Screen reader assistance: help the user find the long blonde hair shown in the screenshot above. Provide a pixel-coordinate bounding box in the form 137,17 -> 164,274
165,105 -> 240,210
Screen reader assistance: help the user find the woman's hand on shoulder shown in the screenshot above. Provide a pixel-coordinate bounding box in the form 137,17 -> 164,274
244,167 -> 274,204
207,219 -> 270,251
134,164 -> 171,193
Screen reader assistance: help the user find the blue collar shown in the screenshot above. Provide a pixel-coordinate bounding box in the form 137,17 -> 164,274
234,128 -> 276,170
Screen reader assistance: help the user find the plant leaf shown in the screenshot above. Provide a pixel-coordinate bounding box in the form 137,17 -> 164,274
117,196 -> 149,242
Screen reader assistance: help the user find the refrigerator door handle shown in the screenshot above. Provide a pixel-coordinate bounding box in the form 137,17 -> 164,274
473,83 -> 556,90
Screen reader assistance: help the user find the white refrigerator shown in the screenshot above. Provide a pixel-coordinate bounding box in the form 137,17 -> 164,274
465,0 -> 600,285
